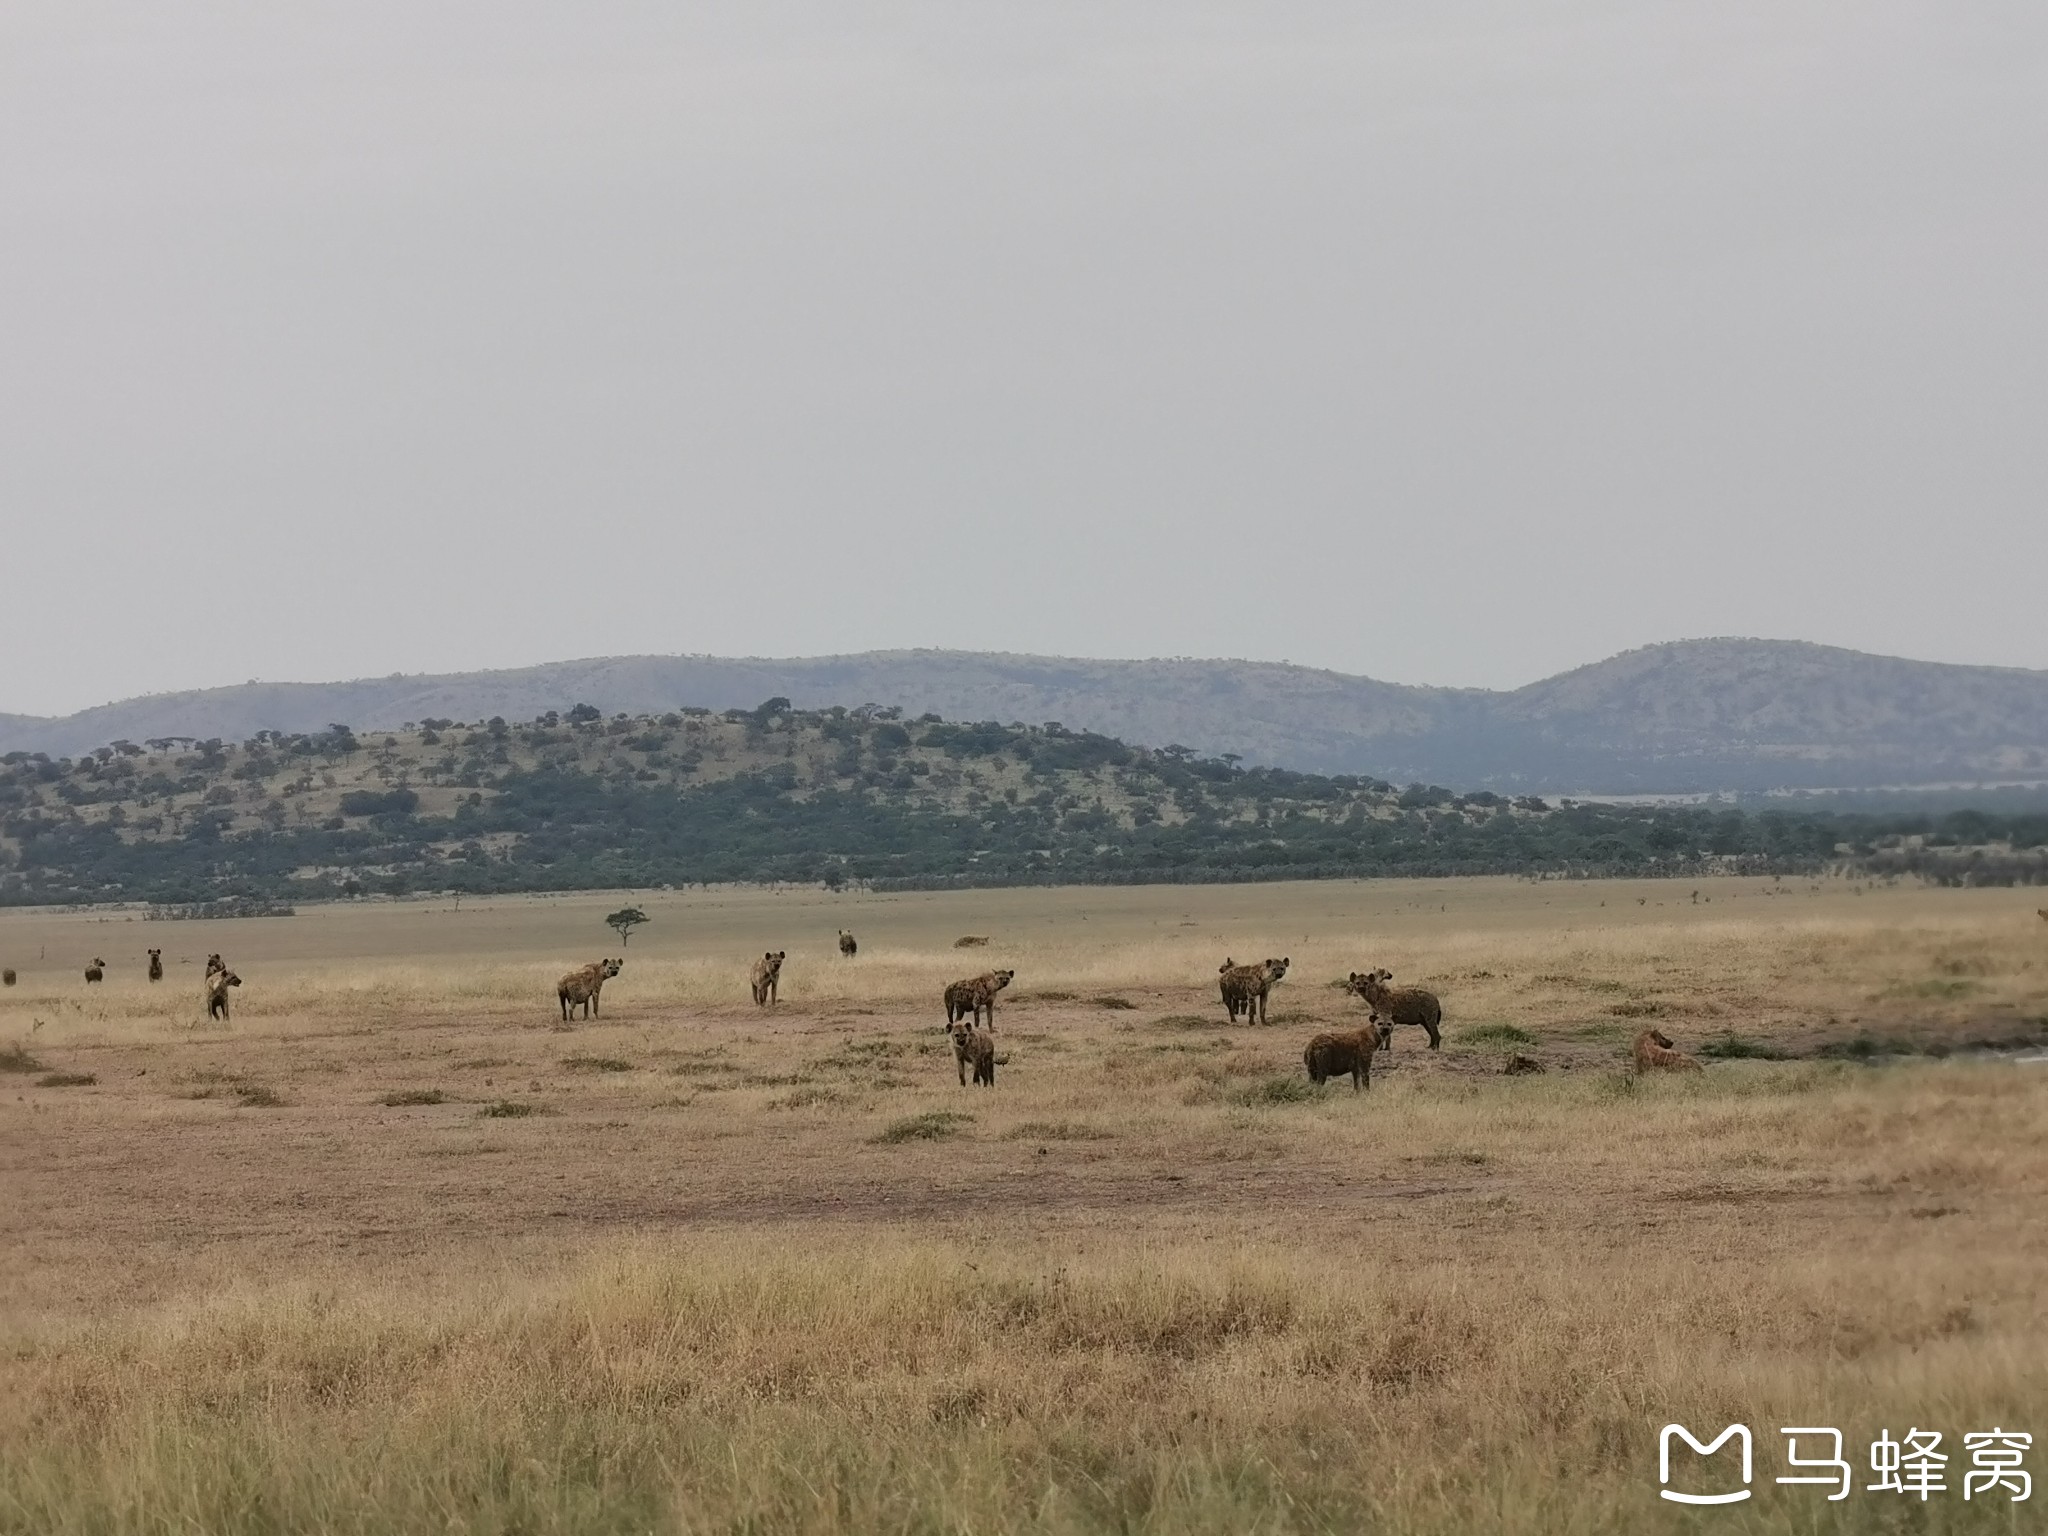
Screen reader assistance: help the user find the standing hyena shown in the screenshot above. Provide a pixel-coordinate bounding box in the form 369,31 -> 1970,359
750,950 -> 787,1006
944,969 -> 1014,1029
147,948 -> 164,982
838,929 -> 858,958
1345,969 -> 1443,1050
557,958 -> 622,1021
1218,957 -> 1289,1025
207,970 -> 242,1022
84,958 -> 105,984
1304,1018 -> 1392,1091
950,1020 -> 996,1087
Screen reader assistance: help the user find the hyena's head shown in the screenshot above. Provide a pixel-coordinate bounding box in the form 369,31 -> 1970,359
1648,1028 -> 1675,1049
603,958 -> 623,979
1263,957 -> 1290,983
991,969 -> 1014,992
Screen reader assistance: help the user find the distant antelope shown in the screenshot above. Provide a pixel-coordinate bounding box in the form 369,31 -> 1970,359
838,929 -> 858,958
147,948 -> 164,982
206,970 -> 241,1021
84,958 -> 104,984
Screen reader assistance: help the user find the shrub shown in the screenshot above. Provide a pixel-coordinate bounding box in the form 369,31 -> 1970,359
379,1088 -> 447,1106
1231,1075 -> 1318,1106
0,1043 -> 47,1075
562,1056 -> 633,1073
1003,1120 -> 1114,1141
480,1100 -> 539,1118
1091,996 -> 1137,1011
1697,1033 -> 1792,1061
1462,1023 -> 1537,1047
236,1085 -> 285,1108
872,1111 -> 972,1144
37,1072 -> 95,1088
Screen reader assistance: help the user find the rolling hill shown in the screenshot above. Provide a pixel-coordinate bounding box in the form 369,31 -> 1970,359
6,639 -> 2047,794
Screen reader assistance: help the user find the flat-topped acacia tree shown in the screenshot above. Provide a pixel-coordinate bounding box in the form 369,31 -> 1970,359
605,907 -> 648,946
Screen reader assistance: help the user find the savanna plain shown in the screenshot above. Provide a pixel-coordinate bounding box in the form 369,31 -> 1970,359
3,876 -> 2046,1534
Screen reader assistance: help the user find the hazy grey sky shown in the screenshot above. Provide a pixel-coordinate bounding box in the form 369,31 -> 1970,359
3,3 -> 2043,716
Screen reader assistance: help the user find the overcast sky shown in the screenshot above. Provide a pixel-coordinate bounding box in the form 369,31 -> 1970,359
3,3 -> 2043,716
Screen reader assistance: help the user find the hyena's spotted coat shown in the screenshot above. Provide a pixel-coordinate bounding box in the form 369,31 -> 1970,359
750,951 -> 787,1006
1217,957 -> 1289,1025
944,969 -> 1014,1029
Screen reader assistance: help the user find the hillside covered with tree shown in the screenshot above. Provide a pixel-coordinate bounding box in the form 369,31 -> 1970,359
2,702 -> 2044,907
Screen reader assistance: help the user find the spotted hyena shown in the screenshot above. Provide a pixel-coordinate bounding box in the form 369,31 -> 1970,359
84,958 -> 105,984
207,970 -> 241,1022
838,929 -> 858,958
1304,1018 -> 1392,1091
1217,956 -> 1289,1025
147,948 -> 164,982
750,950 -> 787,1006
944,969 -> 1014,1029
1633,1028 -> 1702,1073
950,1020 -> 996,1087
558,958 -> 622,1022
1345,969 -> 1443,1050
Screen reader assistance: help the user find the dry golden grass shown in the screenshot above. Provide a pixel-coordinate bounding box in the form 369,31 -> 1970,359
2,876 -> 2046,1532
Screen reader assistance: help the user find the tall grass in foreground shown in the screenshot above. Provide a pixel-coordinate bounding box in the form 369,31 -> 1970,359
2,1233 -> 2038,1535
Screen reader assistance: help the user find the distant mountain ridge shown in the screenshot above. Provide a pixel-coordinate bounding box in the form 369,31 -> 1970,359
6,639 -> 2046,794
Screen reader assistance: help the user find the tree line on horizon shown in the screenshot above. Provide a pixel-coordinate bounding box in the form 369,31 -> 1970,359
0,702 -> 2043,907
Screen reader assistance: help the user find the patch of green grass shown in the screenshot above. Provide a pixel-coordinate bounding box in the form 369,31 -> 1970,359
871,1111 -> 973,1144
1461,1023 -> 1536,1048
1607,1000 -> 1664,1018
1893,978 -> 1980,1000
1816,1033 -> 1923,1061
0,1043 -> 46,1074
1026,990 -> 1077,1003
1697,1033 -> 1792,1061
1003,1120 -> 1115,1141
1090,995 -> 1137,1010
562,1056 -> 633,1073
37,1072 -> 96,1088
1230,1074 -> 1318,1106
1566,1022 -> 1629,1041
1149,1038 -> 1230,1054
451,1057 -> 509,1071
379,1088 -> 447,1106
479,1099 -> 541,1118
1153,1013 -> 1221,1030
772,1086 -> 853,1110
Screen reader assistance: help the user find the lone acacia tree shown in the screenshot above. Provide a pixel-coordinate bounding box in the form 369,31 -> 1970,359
605,906 -> 649,946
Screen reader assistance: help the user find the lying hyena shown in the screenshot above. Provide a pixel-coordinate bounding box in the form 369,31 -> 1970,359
1633,1028 -> 1702,1073
750,950 -> 787,1006
1218,957 -> 1289,1024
